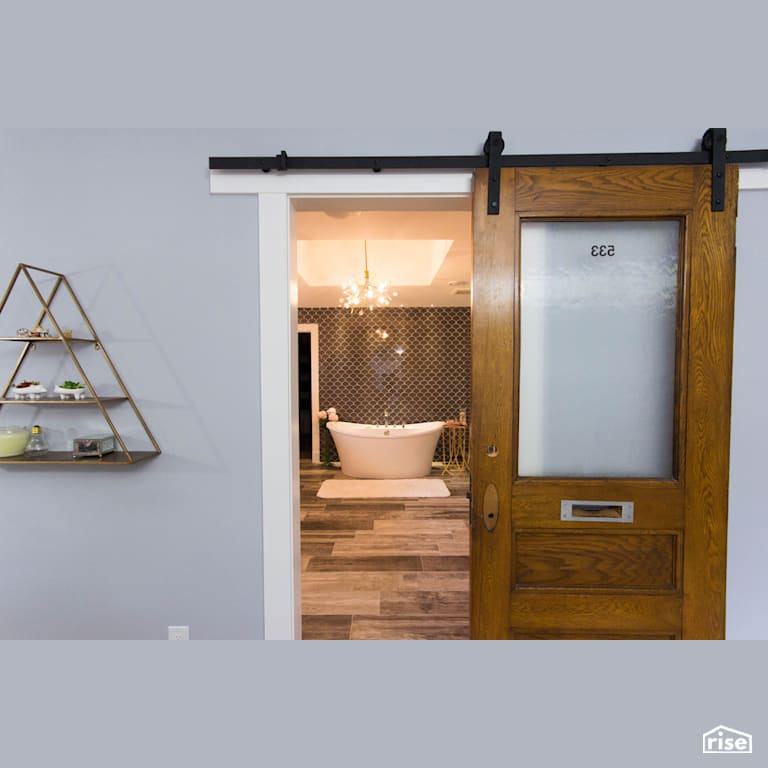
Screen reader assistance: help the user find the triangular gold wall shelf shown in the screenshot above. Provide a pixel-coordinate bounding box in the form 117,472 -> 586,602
0,264 -> 161,465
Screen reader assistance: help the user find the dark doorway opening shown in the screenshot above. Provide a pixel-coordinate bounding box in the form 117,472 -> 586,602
298,332 -> 312,458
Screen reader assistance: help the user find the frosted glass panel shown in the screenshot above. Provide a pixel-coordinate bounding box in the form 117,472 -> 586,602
519,220 -> 680,478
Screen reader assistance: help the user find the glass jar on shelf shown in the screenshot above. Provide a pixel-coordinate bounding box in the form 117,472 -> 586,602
25,425 -> 49,457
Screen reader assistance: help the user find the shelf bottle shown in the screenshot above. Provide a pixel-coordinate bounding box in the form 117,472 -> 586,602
25,425 -> 49,457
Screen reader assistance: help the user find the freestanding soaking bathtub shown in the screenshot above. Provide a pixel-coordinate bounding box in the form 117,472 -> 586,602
326,420 -> 444,478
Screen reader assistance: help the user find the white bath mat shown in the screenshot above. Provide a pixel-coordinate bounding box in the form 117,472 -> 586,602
317,478 -> 450,499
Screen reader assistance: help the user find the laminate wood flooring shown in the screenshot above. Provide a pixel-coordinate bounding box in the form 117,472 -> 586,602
301,461 -> 470,640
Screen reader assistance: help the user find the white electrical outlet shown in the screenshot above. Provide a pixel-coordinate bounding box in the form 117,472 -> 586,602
168,625 -> 190,640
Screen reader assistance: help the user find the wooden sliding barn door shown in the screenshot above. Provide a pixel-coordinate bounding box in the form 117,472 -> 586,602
470,165 -> 737,639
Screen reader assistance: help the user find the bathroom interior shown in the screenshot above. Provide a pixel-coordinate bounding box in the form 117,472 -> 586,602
296,198 -> 472,639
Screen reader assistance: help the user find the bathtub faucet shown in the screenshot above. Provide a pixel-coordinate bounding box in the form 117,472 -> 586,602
384,410 -> 389,428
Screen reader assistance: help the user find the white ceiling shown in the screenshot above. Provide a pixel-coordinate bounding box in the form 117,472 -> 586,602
296,199 -> 472,308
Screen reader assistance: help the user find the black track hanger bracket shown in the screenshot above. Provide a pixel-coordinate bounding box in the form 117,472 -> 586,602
702,128 -> 727,211
484,131 -> 504,215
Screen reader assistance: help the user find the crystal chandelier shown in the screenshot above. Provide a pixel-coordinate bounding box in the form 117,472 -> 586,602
339,240 -> 396,315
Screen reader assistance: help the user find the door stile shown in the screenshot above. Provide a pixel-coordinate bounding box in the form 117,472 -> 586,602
681,165 -> 738,638
470,168 -> 517,639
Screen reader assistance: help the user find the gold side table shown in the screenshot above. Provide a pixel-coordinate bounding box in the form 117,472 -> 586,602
442,423 -> 468,474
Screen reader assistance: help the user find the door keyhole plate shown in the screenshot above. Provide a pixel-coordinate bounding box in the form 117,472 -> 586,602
483,483 -> 500,532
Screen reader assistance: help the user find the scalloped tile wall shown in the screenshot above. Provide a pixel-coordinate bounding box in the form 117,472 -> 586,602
298,307 -> 470,462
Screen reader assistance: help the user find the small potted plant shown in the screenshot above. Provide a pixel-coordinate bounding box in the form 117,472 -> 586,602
318,407 -> 340,467
53,380 -> 88,400
11,380 -> 47,399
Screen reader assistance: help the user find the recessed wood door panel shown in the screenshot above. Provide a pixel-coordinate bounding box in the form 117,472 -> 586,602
508,593 -> 683,635
471,165 -> 737,640
514,531 -> 679,590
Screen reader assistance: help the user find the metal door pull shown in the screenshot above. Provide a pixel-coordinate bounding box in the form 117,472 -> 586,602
561,500 -> 634,523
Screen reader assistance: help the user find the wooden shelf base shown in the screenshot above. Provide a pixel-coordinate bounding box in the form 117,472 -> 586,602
0,397 -> 128,405
0,451 -> 160,466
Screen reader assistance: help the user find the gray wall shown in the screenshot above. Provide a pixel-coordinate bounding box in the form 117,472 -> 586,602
0,131 -> 265,638
0,0 -> 766,639
727,190 -> 768,638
